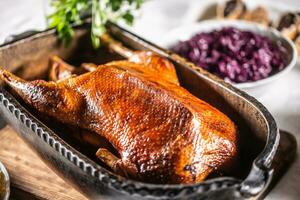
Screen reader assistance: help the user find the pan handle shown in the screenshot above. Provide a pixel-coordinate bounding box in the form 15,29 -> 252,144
2,30 -> 40,45
239,164 -> 273,198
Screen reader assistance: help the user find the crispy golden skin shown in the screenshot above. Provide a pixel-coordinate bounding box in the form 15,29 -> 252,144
0,52 -> 237,184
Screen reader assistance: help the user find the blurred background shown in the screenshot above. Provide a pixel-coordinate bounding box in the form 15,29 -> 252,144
0,0 -> 300,199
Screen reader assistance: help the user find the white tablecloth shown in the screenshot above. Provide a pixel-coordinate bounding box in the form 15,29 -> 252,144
0,0 -> 299,199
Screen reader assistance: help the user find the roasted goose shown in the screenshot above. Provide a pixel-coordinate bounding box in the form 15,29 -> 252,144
0,51 -> 238,184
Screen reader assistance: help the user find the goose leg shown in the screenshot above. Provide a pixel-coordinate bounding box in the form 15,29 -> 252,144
96,148 -> 139,179
49,56 -> 76,81
0,69 -> 83,125
80,63 -> 97,72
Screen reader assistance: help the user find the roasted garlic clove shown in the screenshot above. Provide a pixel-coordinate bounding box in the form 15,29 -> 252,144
243,6 -> 270,26
277,12 -> 300,40
294,35 -> 300,57
217,0 -> 247,19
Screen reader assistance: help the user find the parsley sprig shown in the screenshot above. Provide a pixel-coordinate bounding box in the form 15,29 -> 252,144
48,0 -> 144,48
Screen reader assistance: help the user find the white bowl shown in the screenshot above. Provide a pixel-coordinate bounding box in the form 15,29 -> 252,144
160,19 -> 298,97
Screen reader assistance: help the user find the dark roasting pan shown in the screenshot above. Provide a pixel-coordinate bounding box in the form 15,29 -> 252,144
0,22 -> 296,200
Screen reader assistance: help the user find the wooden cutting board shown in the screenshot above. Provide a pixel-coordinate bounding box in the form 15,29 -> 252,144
0,125 -> 87,200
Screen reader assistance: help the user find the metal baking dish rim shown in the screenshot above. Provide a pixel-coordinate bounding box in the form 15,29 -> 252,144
0,22 -> 280,199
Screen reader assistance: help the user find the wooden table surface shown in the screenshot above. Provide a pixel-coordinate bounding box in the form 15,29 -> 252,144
0,125 -> 87,200
0,121 -> 296,200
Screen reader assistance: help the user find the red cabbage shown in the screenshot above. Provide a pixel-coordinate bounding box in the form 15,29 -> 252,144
172,27 -> 288,83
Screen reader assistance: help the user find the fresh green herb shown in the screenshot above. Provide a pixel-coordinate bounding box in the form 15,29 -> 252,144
48,0 -> 144,48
